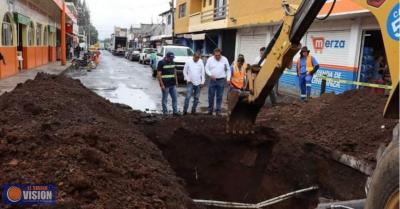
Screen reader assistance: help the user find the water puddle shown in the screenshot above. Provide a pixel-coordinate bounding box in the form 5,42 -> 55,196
95,83 -> 157,112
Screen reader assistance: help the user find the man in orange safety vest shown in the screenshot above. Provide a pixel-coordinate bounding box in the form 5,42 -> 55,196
229,54 -> 248,91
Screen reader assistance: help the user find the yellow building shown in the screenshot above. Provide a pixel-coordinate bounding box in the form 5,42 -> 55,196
174,0 -> 300,61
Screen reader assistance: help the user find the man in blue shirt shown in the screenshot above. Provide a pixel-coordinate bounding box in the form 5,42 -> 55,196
296,46 -> 319,101
157,52 -> 179,115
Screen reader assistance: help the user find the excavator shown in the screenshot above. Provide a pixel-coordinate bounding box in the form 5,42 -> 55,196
227,0 -> 399,208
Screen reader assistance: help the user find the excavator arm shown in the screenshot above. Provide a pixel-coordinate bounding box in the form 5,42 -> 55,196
227,0 -> 399,133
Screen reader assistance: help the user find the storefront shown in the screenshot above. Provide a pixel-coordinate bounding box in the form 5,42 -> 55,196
279,13 -> 388,96
0,0 -> 76,79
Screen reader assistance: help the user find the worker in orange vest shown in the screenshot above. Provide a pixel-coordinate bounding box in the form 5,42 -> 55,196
229,54 -> 248,91
296,46 -> 319,101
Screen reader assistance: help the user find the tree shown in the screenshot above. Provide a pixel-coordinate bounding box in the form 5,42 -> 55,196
73,0 -> 99,45
89,24 -> 98,45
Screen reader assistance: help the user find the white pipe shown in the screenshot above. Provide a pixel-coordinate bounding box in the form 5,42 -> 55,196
315,199 -> 365,209
193,186 -> 319,208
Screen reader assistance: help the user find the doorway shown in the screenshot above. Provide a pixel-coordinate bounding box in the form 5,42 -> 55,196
358,30 -> 387,84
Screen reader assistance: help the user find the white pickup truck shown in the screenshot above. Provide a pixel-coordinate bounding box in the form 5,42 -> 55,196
153,45 -> 194,80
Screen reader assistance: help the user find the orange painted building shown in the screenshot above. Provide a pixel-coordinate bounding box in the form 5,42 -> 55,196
0,0 -> 76,79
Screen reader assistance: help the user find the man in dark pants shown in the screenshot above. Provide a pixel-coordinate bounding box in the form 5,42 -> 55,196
157,52 -> 179,115
205,48 -> 230,116
296,46 -> 319,101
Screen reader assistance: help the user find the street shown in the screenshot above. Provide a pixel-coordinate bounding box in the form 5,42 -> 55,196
66,50 -> 214,113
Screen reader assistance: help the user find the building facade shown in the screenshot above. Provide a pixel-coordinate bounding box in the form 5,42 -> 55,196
175,0 -> 390,95
174,0 -> 299,62
0,0 -> 76,79
280,0 -> 386,95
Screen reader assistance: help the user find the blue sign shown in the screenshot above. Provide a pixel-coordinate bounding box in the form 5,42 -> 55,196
387,3 -> 400,41
2,184 -> 56,205
325,40 -> 346,48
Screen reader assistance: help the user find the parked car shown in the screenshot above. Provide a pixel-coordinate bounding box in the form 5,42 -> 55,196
139,48 -> 155,64
125,48 -> 134,59
153,46 -> 194,79
129,49 -> 141,61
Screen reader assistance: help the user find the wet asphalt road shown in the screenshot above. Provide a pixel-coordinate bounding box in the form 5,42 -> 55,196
66,50 -> 215,113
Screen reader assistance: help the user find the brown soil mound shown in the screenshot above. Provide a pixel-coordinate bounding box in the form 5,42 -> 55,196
258,89 -> 397,163
0,73 -> 192,209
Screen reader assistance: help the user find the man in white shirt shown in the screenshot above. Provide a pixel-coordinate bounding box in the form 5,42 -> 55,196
183,52 -> 205,115
253,47 -> 266,65
205,48 -> 230,116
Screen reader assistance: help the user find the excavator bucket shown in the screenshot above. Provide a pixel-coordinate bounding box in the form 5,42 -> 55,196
226,91 -> 264,134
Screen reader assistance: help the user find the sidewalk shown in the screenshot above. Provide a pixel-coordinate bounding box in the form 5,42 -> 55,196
0,62 -> 70,95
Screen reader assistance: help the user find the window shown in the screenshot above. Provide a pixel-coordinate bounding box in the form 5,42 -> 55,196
167,15 -> 171,25
214,0 -> 227,20
28,22 -> 34,46
166,47 -> 194,57
1,14 -> 13,46
43,26 -> 48,46
36,23 -> 42,46
179,3 -> 186,18
203,0 -> 206,7
209,0 -> 212,6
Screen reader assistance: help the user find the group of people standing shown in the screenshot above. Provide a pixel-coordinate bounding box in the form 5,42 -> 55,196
156,48 -> 230,116
157,46 -> 320,116
68,45 -> 82,60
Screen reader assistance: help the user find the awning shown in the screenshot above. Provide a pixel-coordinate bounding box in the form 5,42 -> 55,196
150,35 -> 173,41
192,33 -> 206,41
14,12 -> 30,26
52,0 -> 77,23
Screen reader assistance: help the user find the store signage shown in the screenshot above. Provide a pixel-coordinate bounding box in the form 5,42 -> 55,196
311,36 -> 346,53
48,26 -> 56,33
66,23 -> 73,34
387,3 -> 400,41
14,13 -> 30,26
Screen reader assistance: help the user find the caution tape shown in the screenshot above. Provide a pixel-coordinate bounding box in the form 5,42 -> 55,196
282,71 -> 392,90
193,186 -> 318,208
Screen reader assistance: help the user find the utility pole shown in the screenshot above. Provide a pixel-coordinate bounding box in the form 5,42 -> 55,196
170,0 -> 175,44
88,23 -> 91,47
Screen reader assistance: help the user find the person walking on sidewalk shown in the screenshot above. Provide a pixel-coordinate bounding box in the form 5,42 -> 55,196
205,48 -> 230,116
157,52 -> 179,115
183,52 -> 205,115
296,46 -> 319,101
69,45 -> 74,60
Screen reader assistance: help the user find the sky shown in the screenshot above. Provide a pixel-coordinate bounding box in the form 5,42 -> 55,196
85,0 -> 171,40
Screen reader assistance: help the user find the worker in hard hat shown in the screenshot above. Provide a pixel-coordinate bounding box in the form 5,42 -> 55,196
296,46 -> 319,101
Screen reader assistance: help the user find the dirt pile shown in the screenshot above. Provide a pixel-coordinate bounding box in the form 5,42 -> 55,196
0,73 -> 192,209
258,89 -> 397,163
137,89 -> 396,209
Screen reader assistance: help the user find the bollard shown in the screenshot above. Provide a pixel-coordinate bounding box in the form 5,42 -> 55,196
320,74 -> 327,95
